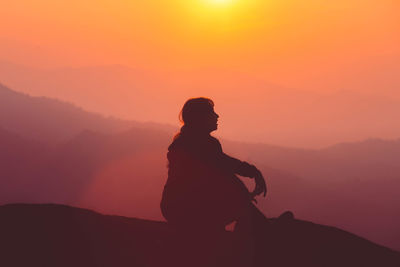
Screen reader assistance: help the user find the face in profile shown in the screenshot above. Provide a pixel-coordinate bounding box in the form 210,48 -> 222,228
204,107 -> 219,133
181,97 -> 219,133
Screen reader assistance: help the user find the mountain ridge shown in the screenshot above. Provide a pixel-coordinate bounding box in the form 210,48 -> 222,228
0,83 -> 176,144
2,60 -> 400,147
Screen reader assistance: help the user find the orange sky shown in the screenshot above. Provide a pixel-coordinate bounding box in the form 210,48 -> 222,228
1,0 -> 399,83
1,0 -> 400,147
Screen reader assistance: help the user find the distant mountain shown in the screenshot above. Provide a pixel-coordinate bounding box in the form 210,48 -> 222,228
0,127 -> 49,203
0,122 -> 171,219
0,83 -> 176,144
2,61 -> 400,147
37,127 -> 170,221
1,204 -> 399,267
225,138 -> 400,250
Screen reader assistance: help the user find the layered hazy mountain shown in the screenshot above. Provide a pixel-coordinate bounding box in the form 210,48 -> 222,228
2,61 -> 400,148
0,83 -> 175,143
0,84 -> 399,250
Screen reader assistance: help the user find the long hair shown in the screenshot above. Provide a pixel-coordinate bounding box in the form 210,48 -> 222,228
173,97 -> 214,140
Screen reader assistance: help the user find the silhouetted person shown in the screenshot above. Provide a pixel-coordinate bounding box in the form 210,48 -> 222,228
160,98 -> 268,265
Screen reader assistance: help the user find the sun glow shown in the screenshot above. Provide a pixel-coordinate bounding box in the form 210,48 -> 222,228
209,0 -> 232,4
205,0 -> 237,7
183,0 -> 264,40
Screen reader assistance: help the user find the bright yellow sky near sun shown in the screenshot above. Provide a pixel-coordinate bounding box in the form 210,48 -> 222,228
204,0 -> 236,6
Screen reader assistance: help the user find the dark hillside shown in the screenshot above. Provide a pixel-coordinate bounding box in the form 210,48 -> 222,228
0,204 -> 399,267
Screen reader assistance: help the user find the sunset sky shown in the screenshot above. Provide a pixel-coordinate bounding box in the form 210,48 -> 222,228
1,1 -> 400,251
1,0 -> 399,147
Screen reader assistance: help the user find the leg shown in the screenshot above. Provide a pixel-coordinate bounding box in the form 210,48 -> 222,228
234,203 -> 269,233
234,203 -> 271,267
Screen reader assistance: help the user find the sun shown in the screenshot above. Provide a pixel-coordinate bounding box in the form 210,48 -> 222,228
206,0 -> 236,6
188,0 -> 242,24
210,0 -> 230,3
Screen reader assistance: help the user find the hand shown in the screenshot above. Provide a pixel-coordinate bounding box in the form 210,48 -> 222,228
251,170 -> 267,198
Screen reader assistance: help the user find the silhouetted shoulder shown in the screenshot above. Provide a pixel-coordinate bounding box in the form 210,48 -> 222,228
209,136 -> 223,151
167,135 -> 194,151
168,137 -> 182,152
167,134 -> 221,154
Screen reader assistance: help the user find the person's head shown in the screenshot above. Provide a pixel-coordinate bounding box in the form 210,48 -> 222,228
179,97 -> 219,133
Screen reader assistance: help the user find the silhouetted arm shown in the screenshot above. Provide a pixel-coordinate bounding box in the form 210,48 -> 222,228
212,137 -> 267,197
213,138 -> 259,178
221,153 -> 259,178
223,152 -> 267,197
